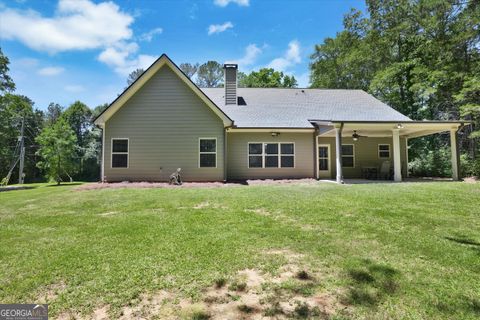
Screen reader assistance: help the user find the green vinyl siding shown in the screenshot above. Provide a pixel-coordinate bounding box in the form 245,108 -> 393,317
227,132 -> 315,180
104,66 -> 225,182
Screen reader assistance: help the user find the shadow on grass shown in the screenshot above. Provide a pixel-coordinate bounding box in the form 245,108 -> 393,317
445,236 -> 480,247
436,297 -> 480,316
46,182 -> 83,187
469,298 -> 480,315
0,186 -> 37,192
343,259 -> 400,307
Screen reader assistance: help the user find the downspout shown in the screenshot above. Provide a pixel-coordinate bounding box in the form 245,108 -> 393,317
101,124 -> 105,182
223,127 -> 230,182
313,129 -> 318,179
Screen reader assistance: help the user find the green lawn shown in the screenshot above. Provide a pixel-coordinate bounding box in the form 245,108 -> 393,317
0,182 -> 479,319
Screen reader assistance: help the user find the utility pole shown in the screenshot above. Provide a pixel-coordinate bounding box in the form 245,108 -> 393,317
18,116 -> 25,184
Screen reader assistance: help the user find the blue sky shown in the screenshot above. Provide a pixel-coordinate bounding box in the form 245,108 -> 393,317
0,0 -> 365,110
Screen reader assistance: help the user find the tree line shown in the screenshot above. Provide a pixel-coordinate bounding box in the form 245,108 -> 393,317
127,61 -> 298,89
0,48 -> 106,184
1,0 -> 479,184
310,0 -> 479,177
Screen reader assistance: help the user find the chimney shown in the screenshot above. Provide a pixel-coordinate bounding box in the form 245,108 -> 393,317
223,64 -> 238,105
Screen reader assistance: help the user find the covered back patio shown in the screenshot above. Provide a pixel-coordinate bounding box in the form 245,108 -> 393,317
312,120 -> 466,183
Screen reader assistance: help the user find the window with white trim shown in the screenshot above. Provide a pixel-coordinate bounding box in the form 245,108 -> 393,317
341,144 -> 354,168
248,143 -> 295,168
378,144 -> 390,158
199,138 -> 216,168
111,139 -> 128,168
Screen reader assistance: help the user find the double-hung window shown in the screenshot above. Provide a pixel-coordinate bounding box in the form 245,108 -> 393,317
341,144 -> 355,168
111,139 -> 128,168
378,144 -> 390,158
248,143 -> 295,168
199,138 -> 217,168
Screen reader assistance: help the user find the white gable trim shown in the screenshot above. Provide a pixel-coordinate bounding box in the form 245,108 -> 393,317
94,54 -> 233,127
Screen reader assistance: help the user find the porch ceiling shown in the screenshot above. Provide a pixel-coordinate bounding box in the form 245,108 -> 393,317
312,121 -> 466,138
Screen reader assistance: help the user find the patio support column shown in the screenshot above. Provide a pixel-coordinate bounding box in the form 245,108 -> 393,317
392,129 -> 402,182
405,137 -> 409,178
450,128 -> 460,181
335,123 -> 344,184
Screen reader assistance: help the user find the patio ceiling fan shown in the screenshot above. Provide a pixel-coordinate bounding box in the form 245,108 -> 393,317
352,130 -> 368,141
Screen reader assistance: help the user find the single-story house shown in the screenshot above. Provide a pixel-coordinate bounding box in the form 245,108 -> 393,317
94,54 -> 466,183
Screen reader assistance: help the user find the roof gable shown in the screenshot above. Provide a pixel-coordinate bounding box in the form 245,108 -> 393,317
94,54 -> 233,127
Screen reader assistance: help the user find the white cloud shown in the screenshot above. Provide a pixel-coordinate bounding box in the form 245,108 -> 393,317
0,0 -> 158,77
64,84 -> 85,93
295,72 -> 310,88
139,27 -> 163,42
208,21 -> 233,35
98,42 -> 156,76
15,57 -> 39,68
214,0 -> 249,7
267,40 -> 301,71
38,66 -> 65,76
0,0 -> 133,53
226,44 -> 262,67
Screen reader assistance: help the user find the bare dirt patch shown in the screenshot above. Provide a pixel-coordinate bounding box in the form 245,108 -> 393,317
464,176 -> 479,183
264,248 -> 305,262
58,248 -> 345,319
37,281 -> 67,304
98,211 -> 119,216
192,201 -> 228,210
244,208 -> 272,216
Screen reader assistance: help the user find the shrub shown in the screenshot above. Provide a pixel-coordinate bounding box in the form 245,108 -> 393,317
460,153 -> 480,177
409,147 -> 452,177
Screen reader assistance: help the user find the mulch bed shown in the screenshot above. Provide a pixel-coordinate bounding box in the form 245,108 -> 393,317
74,179 -> 318,191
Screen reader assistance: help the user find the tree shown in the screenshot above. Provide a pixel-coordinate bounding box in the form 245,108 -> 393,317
36,119 -> 77,184
309,0 -> 480,176
60,101 -> 98,180
127,68 -> 144,86
45,103 -> 63,126
456,76 -> 480,162
196,61 -> 223,87
241,68 -> 298,88
92,103 -> 109,118
0,47 -> 15,94
282,75 -> 298,88
0,93 -> 43,183
179,63 -> 199,79
237,71 -> 248,88
61,101 -> 92,148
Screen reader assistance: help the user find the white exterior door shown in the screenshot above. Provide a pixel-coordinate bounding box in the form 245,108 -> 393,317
317,144 -> 331,178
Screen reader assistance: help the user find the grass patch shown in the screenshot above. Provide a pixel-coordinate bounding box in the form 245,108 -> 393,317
295,270 -> 311,280
213,277 -> 226,288
228,280 -> 247,292
0,182 -> 479,319
237,304 -> 255,313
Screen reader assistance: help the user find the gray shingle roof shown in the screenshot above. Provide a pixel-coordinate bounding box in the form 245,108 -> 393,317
200,88 -> 411,128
